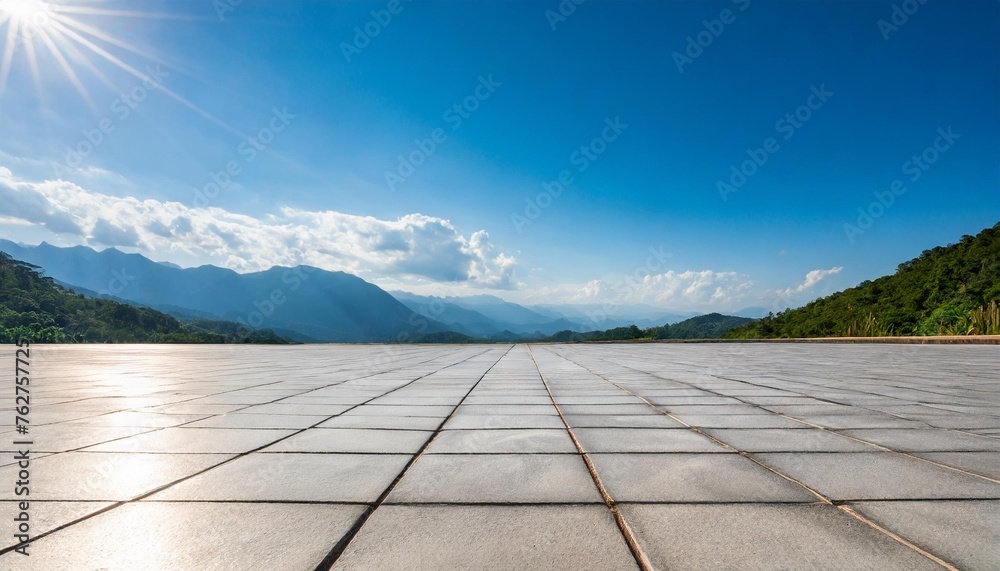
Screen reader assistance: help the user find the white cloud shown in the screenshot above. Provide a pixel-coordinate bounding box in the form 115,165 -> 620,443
0,173 -> 83,235
518,269 -> 755,311
0,166 -> 853,313
0,167 -> 517,288
777,266 -> 843,296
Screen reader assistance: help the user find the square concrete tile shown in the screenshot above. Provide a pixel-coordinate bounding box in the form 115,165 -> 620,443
150,453 -> 410,502
387,454 -> 602,503
839,429 -> 1000,452
848,500 -> 1000,570
574,428 -> 727,453
646,396 -> 746,406
660,405 -> 770,415
764,404 -> 862,416
341,405 -> 454,417
10,342 -> 1000,568
912,452 -> 1000,480
82,427 -> 295,454
589,453 -> 815,502
454,404 -> 557,416
368,396 -> 462,406
0,425 -> 160,453
703,428 -> 879,452
563,414 -> 685,428
554,396 -> 647,405
0,501 -> 113,549
462,396 -> 555,405
672,414 -> 810,429
557,404 -> 657,415
186,414 -> 328,429
235,403 -> 352,416
908,415 -> 1000,430
796,415 -> 929,429
755,452 -> 1000,500
59,411 -> 210,428
739,397 -> 827,406
143,404 -> 248,415
0,452 -> 233,501
317,415 -> 443,431
334,505 -> 637,570
425,429 -> 577,454
262,428 -> 432,453
620,503 -> 939,570
0,502 -> 366,570
443,414 -> 566,430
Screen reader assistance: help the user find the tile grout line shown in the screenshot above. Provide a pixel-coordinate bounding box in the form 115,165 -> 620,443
315,344 -> 515,571
708,372 -> 1000,464
541,344 -> 962,571
25,345 -> 469,454
623,361 -> 1000,486
526,345 -> 653,571
0,345 -> 496,557
554,346 -> 1000,485
32,344 -> 470,427
647,367 -> 1000,484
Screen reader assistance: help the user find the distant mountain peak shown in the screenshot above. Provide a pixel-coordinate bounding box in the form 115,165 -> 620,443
0,240 -> 448,342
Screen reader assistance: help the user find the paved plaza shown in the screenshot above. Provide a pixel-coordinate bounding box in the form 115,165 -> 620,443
1,343 -> 998,569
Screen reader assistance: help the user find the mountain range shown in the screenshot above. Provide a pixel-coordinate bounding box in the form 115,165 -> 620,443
0,240 -> 705,342
5,222 -> 997,343
0,252 -> 290,344
0,240 -> 449,342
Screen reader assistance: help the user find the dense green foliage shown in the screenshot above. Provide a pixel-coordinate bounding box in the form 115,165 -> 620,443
411,331 -> 479,343
545,313 -> 753,342
651,313 -> 755,339
548,324 -> 646,342
725,223 -> 1000,339
0,252 -> 291,344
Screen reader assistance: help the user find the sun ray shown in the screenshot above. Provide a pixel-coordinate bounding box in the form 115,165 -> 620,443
47,17 -> 247,138
54,13 -> 185,75
0,0 -> 255,143
21,20 -> 42,103
0,17 -> 19,96
50,26 -> 116,93
48,7 -> 208,21
57,12 -> 235,105
57,13 -> 248,106
34,25 -> 97,113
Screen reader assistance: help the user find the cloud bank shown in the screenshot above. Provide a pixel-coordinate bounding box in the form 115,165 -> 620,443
0,165 -> 848,312
0,167 -> 517,288
521,270 -> 756,312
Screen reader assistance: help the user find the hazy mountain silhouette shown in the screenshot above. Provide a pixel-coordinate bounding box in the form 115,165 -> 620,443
0,240 -> 448,342
391,292 -> 584,336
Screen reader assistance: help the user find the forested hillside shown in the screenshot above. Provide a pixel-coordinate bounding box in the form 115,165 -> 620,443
725,223 -> 1000,338
545,313 -> 754,342
0,252 -> 290,344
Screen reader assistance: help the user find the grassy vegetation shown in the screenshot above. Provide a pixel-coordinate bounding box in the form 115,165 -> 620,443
725,223 -> 1000,339
1,251 -> 291,344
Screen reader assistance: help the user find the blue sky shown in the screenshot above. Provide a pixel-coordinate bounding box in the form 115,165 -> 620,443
0,0 -> 997,312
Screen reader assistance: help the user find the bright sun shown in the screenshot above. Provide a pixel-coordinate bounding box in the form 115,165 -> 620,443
0,0 -> 236,135
0,0 -> 48,20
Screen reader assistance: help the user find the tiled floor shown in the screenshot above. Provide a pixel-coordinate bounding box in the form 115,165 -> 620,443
1,343 -> 998,569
